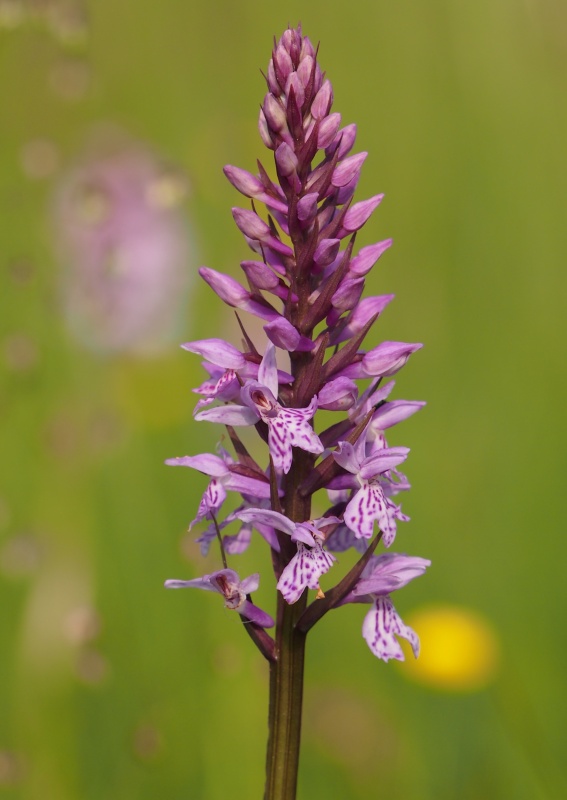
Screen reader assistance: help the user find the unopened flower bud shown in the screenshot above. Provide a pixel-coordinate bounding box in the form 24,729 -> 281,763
311,79 -> 333,120
341,194 -> 384,234
362,341 -> 423,377
349,240 -> 392,276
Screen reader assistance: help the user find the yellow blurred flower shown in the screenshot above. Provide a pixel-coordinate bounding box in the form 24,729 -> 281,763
400,604 -> 501,691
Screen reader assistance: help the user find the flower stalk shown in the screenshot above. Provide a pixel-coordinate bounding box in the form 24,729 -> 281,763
164,25 -> 430,799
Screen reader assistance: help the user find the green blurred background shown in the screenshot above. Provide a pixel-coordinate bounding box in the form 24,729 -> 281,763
1,1 -> 566,798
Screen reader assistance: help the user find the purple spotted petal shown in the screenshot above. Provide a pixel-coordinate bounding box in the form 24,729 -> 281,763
362,596 -> 420,661
268,401 -> 323,473
344,483 -> 401,544
190,478 -> 227,529
277,541 -> 336,604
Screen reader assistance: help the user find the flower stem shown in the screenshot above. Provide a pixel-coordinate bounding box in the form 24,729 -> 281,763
265,445 -> 312,799
264,591 -> 307,800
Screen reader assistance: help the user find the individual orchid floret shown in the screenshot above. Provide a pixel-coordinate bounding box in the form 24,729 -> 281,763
237,509 -> 339,603
339,553 -> 430,661
165,569 -> 274,628
165,448 -> 271,529
196,344 -> 324,474
240,384 -> 323,474
332,436 -> 410,546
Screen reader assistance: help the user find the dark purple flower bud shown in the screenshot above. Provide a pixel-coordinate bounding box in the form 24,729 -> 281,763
341,194 -> 384,235
199,266 -> 250,306
336,176 -> 360,206
297,54 -> 322,94
281,27 -> 301,61
331,276 -> 365,311
318,113 -> 342,149
318,376 -> 358,411
299,33 -> 316,61
258,108 -> 274,149
332,152 -> 367,188
232,208 -> 293,256
362,341 -> 423,377
263,94 -> 291,142
275,141 -> 298,174
313,238 -> 341,268
223,165 -> 264,198
240,260 -> 280,291
285,72 -> 305,110
327,123 -> 357,159
350,240 -> 393,276
223,167 -> 288,214
274,43 -> 294,86
232,207 -> 271,240
297,192 -> 319,224
267,59 -> 280,95
264,318 -> 300,351
311,79 -> 333,120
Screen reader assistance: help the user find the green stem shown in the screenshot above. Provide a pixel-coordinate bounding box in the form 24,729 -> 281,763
264,591 -> 307,800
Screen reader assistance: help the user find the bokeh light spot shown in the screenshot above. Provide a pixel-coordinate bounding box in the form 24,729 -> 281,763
400,604 -> 501,691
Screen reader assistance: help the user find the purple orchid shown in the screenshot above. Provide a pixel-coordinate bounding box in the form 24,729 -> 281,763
195,344 -> 324,474
236,509 -> 339,603
332,434 -> 410,546
339,553 -> 430,661
164,27 -> 430,793
165,568 -> 274,628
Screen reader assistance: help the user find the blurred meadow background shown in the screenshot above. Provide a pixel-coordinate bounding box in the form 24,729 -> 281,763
1,1 -> 566,798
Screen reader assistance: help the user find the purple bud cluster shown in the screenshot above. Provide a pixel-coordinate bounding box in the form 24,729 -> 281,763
166,26 -> 429,662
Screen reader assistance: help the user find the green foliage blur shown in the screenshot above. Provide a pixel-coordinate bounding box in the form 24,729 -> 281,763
1,1 -> 566,798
